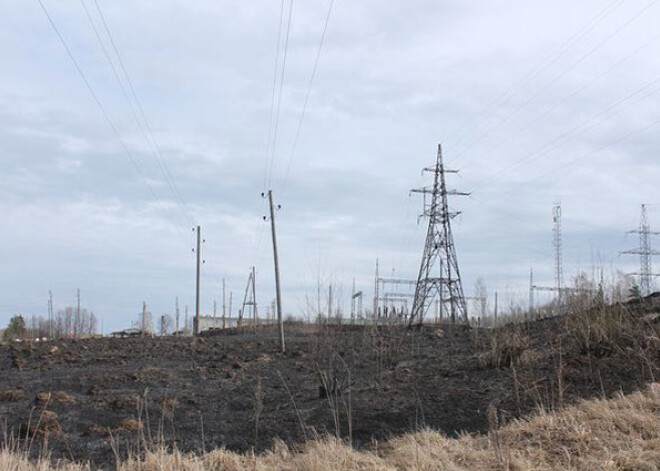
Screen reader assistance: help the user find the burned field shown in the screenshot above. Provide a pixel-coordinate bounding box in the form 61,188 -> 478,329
1,304 -> 659,469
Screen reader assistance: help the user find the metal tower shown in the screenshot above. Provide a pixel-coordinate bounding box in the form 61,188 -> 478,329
409,144 -> 469,325
238,266 -> 258,327
622,204 -> 659,296
552,203 -> 564,304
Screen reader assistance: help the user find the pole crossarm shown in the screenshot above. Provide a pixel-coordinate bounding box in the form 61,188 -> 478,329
379,292 -> 416,299
622,248 -> 660,255
377,278 -> 417,285
377,296 -> 412,302
411,188 -> 471,197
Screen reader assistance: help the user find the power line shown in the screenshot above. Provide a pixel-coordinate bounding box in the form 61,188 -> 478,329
262,0 -> 287,195
512,113 -> 660,190
251,0 -> 289,286
444,0 -> 624,153
459,29 -> 660,167
452,0 -> 659,162
35,0 -> 190,244
87,0 -> 197,228
455,111 -> 660,272
267,0 -> 295,190
472,73 -> 660,193
280,0 -> 335,197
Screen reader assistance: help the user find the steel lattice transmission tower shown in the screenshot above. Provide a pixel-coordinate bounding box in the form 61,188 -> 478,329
552,202 -> 564,304
622,204 -> 659,296
409,144 -> 470,326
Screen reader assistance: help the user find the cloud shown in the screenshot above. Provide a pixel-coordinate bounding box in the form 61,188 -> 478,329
1,0 -> 659,330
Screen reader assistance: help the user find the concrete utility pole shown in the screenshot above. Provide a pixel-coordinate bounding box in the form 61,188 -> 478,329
229,292 -> 233,323
316,261 -> 321,323
528,268 -> 534,316
265,190 -> 285,353
194,225 -> 202,336
373,258 -> 379,318
48,290 -> 53,338
222,279 -> 226,329
494,291 -> 498,327
175,297 -> 180,336
351,278 -> 355,320
142,301 -> 147,334
76,288 -> 81,338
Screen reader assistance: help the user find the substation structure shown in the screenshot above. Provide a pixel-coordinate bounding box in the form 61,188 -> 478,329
373,271 -> 416,323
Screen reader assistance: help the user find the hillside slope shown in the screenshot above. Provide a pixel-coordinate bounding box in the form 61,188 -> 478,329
3,384 -> 660,470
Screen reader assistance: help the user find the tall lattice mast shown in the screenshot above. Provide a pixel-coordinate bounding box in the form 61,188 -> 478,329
622,204 -> 659,296
552,202 -> 563,304
409,144 -> 469,325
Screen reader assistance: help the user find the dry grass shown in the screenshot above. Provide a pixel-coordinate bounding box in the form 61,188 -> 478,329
4,383 -> 660,470
487,326 -> 530,368
35,391 -> 76,406
0,389 -> 24,402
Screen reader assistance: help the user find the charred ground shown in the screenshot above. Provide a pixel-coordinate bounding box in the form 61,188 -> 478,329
1,297 -> 659,469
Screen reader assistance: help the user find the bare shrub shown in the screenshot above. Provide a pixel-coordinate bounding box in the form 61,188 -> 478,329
488,326 -> 529,368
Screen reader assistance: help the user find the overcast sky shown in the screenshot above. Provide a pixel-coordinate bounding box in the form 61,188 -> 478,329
1,0 -> 659,332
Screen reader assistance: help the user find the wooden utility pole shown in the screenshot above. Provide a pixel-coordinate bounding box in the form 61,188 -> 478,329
266,190 -> 285,353
194,225 -> 201,336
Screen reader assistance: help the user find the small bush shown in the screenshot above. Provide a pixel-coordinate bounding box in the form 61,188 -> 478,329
489,327 -> 529,368
566,305 -> 632,357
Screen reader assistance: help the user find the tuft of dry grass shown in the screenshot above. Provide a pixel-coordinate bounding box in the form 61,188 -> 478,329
118,418 -> 143,432
488,326 -> 529,368
4,384 -> 660,470
0,389 -> 24,402
35,391 -> 76,406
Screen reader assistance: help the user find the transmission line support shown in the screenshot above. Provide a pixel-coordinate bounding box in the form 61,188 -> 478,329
409,144 -> 469,327
622,204 -> 660,296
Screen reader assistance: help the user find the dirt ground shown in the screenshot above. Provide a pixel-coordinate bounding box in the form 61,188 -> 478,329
1,301 -> 659,469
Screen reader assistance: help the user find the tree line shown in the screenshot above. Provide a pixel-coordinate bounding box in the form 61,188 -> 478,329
3,306 -> 98,341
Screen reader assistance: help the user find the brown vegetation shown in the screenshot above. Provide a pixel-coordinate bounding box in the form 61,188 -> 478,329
2,385 -> 660,470
1,295 -> 658,468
